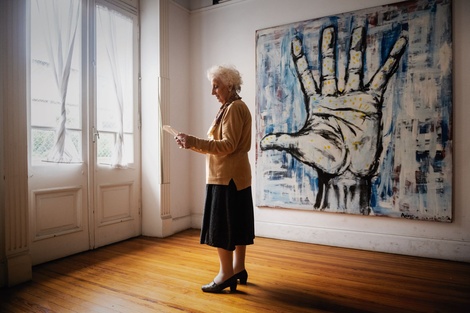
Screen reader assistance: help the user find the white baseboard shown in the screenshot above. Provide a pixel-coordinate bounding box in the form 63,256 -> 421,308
172,214 -> 192,234
191,213 -> 203,229
6,252 -> 32,286
255,221 -> 470,263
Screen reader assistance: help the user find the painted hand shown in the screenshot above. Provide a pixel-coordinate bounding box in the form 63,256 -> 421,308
261,26 -> 408,177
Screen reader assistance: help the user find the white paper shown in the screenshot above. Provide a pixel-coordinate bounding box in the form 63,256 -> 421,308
162,125 -> 179,136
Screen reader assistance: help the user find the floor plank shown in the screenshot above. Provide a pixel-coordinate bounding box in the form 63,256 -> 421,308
1,229 -> 469,312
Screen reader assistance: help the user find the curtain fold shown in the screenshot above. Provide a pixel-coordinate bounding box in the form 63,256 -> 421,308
36,0 -> 81,163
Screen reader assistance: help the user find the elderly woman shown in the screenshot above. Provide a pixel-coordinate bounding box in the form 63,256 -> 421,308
175,65 -> 255,293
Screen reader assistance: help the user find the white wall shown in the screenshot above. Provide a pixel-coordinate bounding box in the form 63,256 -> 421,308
168,0 -> 470,262
168,2 -> 194,231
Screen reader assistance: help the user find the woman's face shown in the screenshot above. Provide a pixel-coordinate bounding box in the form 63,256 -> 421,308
211,78 -> 231,105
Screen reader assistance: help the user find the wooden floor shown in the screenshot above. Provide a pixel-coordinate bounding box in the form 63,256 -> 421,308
1,229 -> 469,313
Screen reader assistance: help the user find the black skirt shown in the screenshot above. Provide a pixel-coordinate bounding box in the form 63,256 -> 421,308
200,179 -> 255,251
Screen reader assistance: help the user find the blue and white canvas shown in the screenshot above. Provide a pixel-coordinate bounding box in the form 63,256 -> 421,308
255,0 -> 452,221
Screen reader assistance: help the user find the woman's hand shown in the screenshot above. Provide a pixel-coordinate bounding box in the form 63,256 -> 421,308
175,133 -> 190,149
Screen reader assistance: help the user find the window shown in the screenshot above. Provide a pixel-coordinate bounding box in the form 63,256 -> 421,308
95,3 -> 135,166
30,0 -> 137,167
30,0 -> 82,164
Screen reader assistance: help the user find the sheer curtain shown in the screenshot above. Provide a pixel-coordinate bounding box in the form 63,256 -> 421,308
96,5 -> 133,168
35,0 -> 81,163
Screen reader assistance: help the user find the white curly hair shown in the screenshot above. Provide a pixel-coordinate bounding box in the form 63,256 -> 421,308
207,65 -> 243,93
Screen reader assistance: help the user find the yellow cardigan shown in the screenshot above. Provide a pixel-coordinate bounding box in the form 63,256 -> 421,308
185,99 -> 252,190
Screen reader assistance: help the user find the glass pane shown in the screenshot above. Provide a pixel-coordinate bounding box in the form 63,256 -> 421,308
124,133 -> 134,164
31,129 -> 82,164
31,129 -> 55,162
96,5 -> 134,166
96,132 -> 134,165
97,132 -> 114,164
30,0 -> 82,164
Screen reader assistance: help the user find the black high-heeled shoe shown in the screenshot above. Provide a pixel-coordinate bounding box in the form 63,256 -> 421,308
201,275 -> 237,293
234,269 -> 248,285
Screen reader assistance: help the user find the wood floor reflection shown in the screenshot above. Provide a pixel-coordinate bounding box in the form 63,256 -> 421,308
1,229 -> 469,312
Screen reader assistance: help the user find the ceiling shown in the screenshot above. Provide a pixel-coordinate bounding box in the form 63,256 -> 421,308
173,0 -> 232,11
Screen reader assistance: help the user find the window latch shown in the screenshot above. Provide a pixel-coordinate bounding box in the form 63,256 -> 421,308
93,127 -> 100,143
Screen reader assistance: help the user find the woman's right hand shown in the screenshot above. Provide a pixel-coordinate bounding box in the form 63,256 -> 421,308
175,133 -> 189,149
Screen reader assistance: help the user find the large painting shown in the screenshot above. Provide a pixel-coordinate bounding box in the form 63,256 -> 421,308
255,0 -> 452,221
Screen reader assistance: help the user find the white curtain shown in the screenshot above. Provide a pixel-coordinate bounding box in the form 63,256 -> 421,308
97,5 -> 131,168
36,0 -> 81,163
